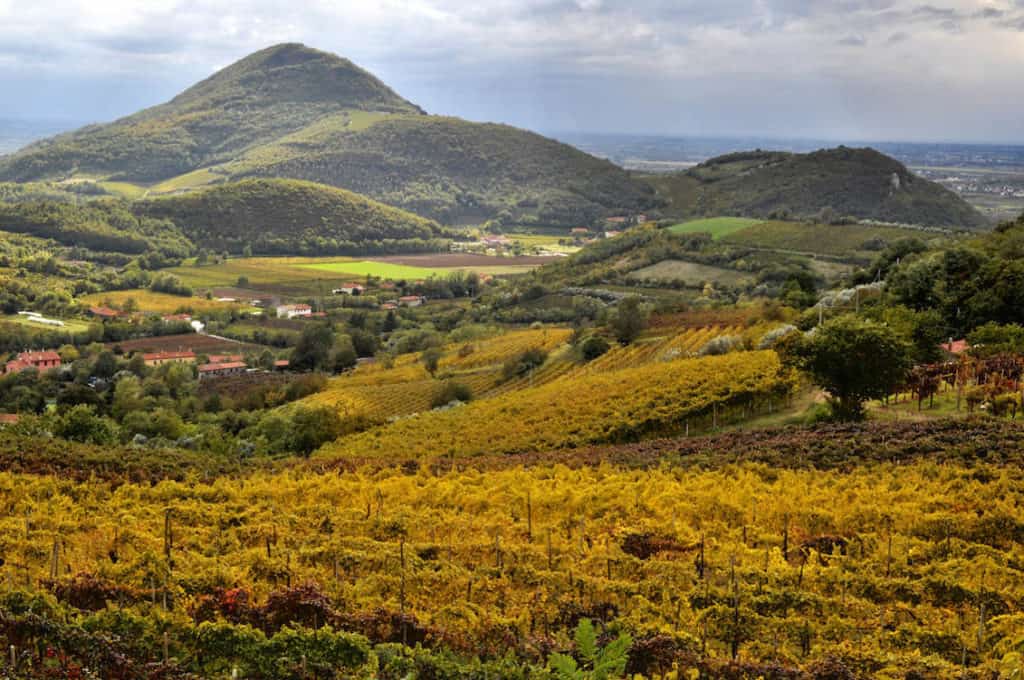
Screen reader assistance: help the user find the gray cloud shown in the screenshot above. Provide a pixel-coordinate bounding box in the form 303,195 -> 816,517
1,0 -> 1024,142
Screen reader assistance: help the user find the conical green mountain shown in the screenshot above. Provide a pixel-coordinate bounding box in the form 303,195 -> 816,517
0,43 -> 656,226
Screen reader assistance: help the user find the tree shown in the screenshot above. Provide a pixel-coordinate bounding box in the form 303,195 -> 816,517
291,324 -> 335,372
548,619 -> 631,680
421,347 -> 443,376
287,405 -> 343,456
794,315 -> 912,420
54,404 -> 118,445
609,296 -> 649,345
580,336 -> 610,362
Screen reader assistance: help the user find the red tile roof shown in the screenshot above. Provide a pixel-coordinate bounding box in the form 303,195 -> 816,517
198,361 -> 247,373
0,414 -> 19,425
206,354 -> 244,364
946,339 -> 969,355
88,306 -> 121,318
273,360 -> 290,368
143,351 -> 196,362
17,351 -> 61,363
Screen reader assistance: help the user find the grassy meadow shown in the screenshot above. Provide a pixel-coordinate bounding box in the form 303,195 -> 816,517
667,216 -> 763,239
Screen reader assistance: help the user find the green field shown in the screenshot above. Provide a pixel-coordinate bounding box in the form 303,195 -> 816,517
627,259 -> 753,286
667,216 -> 763,239
2,314 -> 92,333
299,260 -> 457,278
720,220 -> 950,260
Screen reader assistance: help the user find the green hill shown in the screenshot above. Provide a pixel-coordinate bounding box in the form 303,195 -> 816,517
133,178 -> 449,255
645,147 -> 989,230
0,43 -> 656,227
0,44 -> 420,183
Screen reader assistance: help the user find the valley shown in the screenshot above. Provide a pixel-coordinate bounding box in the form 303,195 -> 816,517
0,40 -> 1023,680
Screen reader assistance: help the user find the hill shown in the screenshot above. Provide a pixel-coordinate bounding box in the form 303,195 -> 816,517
133,178 -> 449,255
0,43 -> 420,182
644,147 -> 989,229
0,43 -> 657,227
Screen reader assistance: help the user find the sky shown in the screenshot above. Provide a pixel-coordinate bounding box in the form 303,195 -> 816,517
2,0 -> 1024,143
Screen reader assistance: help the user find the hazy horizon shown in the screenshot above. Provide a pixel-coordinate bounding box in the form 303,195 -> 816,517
4,2 -> 1024,145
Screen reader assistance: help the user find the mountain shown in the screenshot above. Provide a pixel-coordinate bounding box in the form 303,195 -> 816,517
0,44 -> 656,227
644,147 -> 989,230
133,178 -> 448,255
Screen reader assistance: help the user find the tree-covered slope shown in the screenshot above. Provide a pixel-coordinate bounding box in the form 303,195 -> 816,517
133,178 -> 449,255
0,44 -> 657,227
645,147 -> 989,229
229,115 -> 657,225
0,43 -> 421,182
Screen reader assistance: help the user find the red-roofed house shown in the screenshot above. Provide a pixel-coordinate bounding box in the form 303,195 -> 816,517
162,313 -> 192,323
945,339 -> 969,355
206,354 -> 244,364
399,295 -> 424,307
332,283 -> 365,295
570,227 -> 590,235
4,351 -> 61,374
198,361 -> 247,379
276,303 -> 313,319
273,360 -> 290,370
381,303 -> 397,311
0,414 -> 19,425
88,306 -> 121,319
142,351 -> 196,367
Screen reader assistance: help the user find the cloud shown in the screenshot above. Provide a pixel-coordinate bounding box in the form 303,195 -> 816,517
1,0 -> 1024,141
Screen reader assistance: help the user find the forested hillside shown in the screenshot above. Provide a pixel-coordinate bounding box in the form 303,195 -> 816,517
646,147 -> 989,229
134,179 -> 450,255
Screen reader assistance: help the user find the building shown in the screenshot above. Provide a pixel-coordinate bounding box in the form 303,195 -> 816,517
198,361 -> 247,379
481,235 -> 512,247
332,283 -> 365,295
636,214 -> 647,223
571,227 -> 590,235
276,303 -> 313,319
206,354 -> 244,364
88,306 -> 121,320
605,216 -> 628,225
380,303 -> 397,311
398,295 -> 424,307
142,351 -> 196,367
273,360 -> 290,371
945,339 -> 969,355
604,230 -> 622,239
4,350 -> 61,374
162,313 -> 192,323
0,414 -> 19,426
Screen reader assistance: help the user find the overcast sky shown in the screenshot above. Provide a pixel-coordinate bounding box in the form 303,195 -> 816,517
2,0 -> 1024,143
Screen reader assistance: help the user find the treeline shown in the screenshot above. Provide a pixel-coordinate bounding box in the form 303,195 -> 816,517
0,199 -> 192,257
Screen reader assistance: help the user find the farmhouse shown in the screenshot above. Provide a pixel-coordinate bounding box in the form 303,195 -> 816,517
0,414 -> 19,426
142,351 -> 196,367
571,227 -> 590,235
481,235 -> 512,247
398,295 -> 424,307
332,283 -> 365,295
604,230 -> 622,239
276,303 -> 313,319
206,354 -> 244,364
273,360 -> 290,370
380,302 -> 397,310
88,306 -> 121,319
198,361 -> 247,379
162,313 -> 192,323
3,350 -> 61,374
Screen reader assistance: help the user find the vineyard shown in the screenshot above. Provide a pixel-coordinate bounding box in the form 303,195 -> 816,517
0,430 -> 1022,677
316,350 -> 791,461
302,325 -> 753,426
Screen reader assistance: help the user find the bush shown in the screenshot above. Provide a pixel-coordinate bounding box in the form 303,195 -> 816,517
580,336 -> 610,362
431,381 -> 473,408
502,347 -> 548,381
699,335 -> 743,356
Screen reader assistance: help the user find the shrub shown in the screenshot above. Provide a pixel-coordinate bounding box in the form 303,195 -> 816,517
431,381 -> 473,408
502,347 -> 548,381
580,336 -> 610,362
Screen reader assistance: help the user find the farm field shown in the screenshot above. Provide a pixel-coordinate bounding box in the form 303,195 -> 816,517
105,332 -> 261,354
2,417 -> 1021,677
166,254 -> 540,297
667,216 -> 763,239
721,220 -> 950,260
79,289 -> 253,315
316,350 -> 790,461
627,259 -> 754,287
1,314 -> 91,333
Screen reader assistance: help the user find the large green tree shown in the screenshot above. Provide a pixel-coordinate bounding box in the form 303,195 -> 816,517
795,315 -> 912,420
